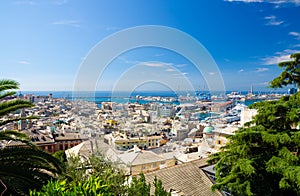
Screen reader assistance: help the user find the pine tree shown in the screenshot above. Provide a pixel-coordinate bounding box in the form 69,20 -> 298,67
209,53 -> 300,195
128,173 -> 151,196
153,176 -> 171,196
270,53 -> 300,88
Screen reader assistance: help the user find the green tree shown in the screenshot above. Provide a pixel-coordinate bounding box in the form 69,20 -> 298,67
209,53 -> 300,195
52,150 -> 67,163
32,155 -> 130,195
0,79 -> 35,126
31,154 -> 171,196
270,53 -> 300,88
153,176 -> 170,196
0,79 -> 63,196
30,176 -> 113,196
128,173 -> 151,196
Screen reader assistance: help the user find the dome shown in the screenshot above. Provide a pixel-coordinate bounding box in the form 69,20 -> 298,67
203,126 -> 214,134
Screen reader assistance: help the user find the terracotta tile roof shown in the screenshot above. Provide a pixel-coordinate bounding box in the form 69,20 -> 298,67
144,158 -> 222,196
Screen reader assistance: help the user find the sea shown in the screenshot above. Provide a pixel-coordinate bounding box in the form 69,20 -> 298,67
20,90 -> 285,107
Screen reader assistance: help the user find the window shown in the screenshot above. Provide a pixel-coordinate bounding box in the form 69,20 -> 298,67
142,164 -> 146,170
153,162 -> 157,167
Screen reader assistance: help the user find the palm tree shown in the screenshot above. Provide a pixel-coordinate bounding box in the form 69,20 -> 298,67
0,79 -> 62,196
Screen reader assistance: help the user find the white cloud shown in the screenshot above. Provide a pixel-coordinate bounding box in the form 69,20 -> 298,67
262,49 -> 299,65
209,72 -> 216,75
139,61 -> 173,67
289,32 -> 300,40
51,20 -> 81,28
264,15 -> 284,26
256,68 -> 269,72
293,44 -> 300,48
172,72 -> 188,76
165,68 -> 176,72
225,0 -> 263,2
257,81 -> 269,86
174,64 -> 187,68
271,0 -> 300,6
18,60 -> 31,65
262,54 -> 291,65
172,72 -> 188,79
225,0 -> 300,6
13,1 -> 36,5
238,69 -> 244,73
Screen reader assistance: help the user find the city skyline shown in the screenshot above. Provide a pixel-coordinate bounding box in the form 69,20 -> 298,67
1,0 -> 300,92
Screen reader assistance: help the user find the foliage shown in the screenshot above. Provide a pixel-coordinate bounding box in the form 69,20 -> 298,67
0,79 -> 63,196
30,176 -> 113,196
209,53 -> 300,196
58,155 -> 127,195
42,155 -> 127,195
0,79 -> 34,126
209,94 -> 300,195
52,150 -> 67,163
153,176 -> 171,196
0,147 -> 63,196
127,173 -> 150,196
270,53 -> 300,88
31,155 -> 170,196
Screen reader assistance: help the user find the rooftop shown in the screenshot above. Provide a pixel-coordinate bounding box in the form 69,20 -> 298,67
144,158 -> 222,196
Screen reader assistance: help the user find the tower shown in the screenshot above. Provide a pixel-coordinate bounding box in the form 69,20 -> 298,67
18,109 -> 27,131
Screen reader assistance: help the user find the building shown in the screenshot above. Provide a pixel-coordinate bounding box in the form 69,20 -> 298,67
65,139 -> 114,160
158,105 -> 175,117
105,132 -> 163,151
210,101 -> 233,113
54,131 -> 88,152
118,147 -> 173,175
144,158 -> 222,196
240,108 -> 257,126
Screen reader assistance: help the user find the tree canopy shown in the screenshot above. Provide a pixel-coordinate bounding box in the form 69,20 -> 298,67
209,53 -> 300,195
269,53 -> 300,88
31,155 -> 170,196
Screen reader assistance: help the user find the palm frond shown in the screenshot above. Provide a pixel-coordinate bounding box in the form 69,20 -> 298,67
0,116 -> 38,126
0,99 -> 33,117
0,146 -> 63,195
0,130 -> 35,147
0,91 -> 16,100
0,79 -> 19,92
0,147 -> 63,172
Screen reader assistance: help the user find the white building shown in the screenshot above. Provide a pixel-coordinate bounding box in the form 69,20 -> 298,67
240,108 -> 258,126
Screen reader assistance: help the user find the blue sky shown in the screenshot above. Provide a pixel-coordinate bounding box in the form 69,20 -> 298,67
0,0 -> 300,92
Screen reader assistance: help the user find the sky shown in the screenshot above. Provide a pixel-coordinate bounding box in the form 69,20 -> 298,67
1,0 -> 300,93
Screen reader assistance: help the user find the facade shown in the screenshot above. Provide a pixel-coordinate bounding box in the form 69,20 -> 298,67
210,101 -> 233,113
54,132 -> 88,152
240,107 -> 258,126
118,148 -> 175,175
105,132 -> 163,151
